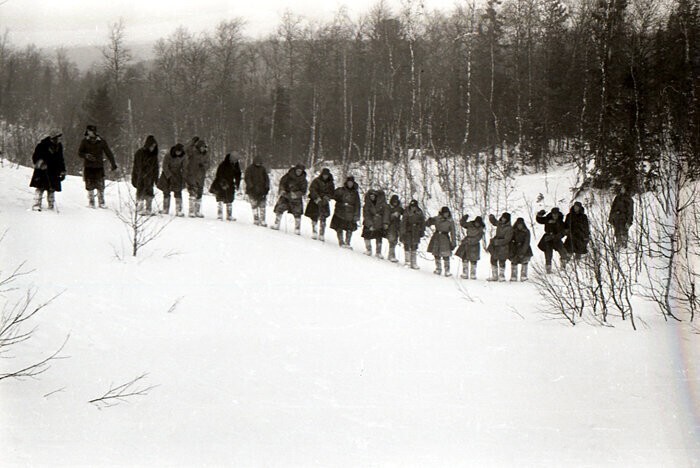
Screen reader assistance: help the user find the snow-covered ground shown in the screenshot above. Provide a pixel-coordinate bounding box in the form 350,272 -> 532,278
1,163 -> 699,466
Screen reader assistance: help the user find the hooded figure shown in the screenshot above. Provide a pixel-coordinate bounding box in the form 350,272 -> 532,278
385,195 -> 404,263
426,207 -> 457,277
509,217 -> 533,281
209,153 -> 242,221
272,163 -> 308,234
157,143 -> 186,216
455,214 -> 485,279
487,212 -> 514,282
564,201 -> 590,258
131,135 -> 159,214
78,125 -> 117,208
609,186 -> 634,249
399,199 -> 425,269
331,176 -> 361,248
304,168 -> 335,241
30,132 -> 66,211
184,137 -> 209,218
244,156 -> 271,226
536,207 -> 570,273
361,189 -> 390,258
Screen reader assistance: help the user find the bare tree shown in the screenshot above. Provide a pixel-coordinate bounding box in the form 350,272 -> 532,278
114,184 -> 172,257
101,18 -> 132,105
88,373 -> 158,408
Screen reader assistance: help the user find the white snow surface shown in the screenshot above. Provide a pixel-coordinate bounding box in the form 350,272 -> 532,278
1,162 -> 699,466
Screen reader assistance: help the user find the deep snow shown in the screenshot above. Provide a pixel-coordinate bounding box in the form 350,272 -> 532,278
0,162 -> 698,466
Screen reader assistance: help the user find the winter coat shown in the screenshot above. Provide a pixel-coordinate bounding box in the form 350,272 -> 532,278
400,204 -> 426,248
278,166 -> 308,198
536,210 -> 566,252
609,193 -> 634,229
426,215 -> 456,257
386,197 -> 404,243
244,163 -> 270,200
78,134 -> 116,170
510,223 -> 533,264
332,184 -> 361,223
362,190 -> 390,231
131,135 -> 159,192
157,144 -> 186,193
455,216 -> 485,262
29,137 -> 66,192
564,204 -> 590,255
304,170 -> 335,220
209,155 -> 242,203
184,138 -> 209,187
486,214 -> 514,261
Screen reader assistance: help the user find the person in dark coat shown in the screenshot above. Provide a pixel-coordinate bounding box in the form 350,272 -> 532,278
455,214 -> 485,279
244,156 -> 271,226
487,212 -> 514,282
209,153 -> 242,221
564,201 -> 590,260
385,195 -> 404,263
78,125 -> 117,208
426,206 -> 457,277
304,168 -> 335,241
400,199 -> 425,269
157,143 -> 186,216
331,176 -> 361,249
272,163 -> 308,235
609,186 -> 634,249
510,217 -> 533,281
536,207 -> 570,273
29,131 -> 65,211
184,137 -> 209,218
131,135 -> 159,215
362,189 -> 390,258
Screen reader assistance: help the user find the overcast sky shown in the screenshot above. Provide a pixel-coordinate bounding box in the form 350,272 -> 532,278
1,0 -> 461,48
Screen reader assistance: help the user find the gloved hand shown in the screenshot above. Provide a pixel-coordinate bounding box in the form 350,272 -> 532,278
59,171 -> 66,181
112,164 -> 118,171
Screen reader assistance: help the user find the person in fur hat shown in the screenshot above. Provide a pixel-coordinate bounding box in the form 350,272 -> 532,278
385,195 -> 404,263
455,214 -> 485,279
131,135 -> 159,215
78,125 -> 117,208
304,168 -> 335,241
609,186 -> 634,249
564,201 -> 590,261
272,163 -> 308,234
331,176 -> 361,248
399,199 -> 425,269
536,207 -> 569,273
157,143 -> 186,216
510,217 -> 533,281
426,206 -> 457,277
184,136 -> 209,218
29,131 -> 65,211
244,156 -> 270,226
209,153 -> 242,221
362,189 -> 390,258
487,212 -> 513,282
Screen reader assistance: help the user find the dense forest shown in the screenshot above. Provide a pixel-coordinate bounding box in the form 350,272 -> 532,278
0,0 -> 698,189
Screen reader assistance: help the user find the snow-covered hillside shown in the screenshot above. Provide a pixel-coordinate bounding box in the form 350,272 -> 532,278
1,163 -> 699,466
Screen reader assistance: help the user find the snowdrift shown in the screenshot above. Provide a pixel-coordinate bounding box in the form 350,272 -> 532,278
0,162 -> 698,466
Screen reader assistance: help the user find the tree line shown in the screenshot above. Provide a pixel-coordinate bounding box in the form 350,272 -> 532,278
0,0 -> 698,189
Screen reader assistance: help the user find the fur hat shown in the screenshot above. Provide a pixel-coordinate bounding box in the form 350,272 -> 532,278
551,207 -> 560,214
171,143 -> 185,157
390,194 -> 400,206
474,215 -> 484,226
320,167 -> 331,177
143,135 -> 157,151
294,163 -> 306,172
500,212 -> 511,223
440,206 -> 451,216
194,139 -> 208,153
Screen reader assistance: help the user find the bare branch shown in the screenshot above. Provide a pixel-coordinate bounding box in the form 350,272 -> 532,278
88,373 -> 158,408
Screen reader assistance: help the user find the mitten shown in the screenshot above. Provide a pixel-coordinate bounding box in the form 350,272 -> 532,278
537,209 -> 546,216
59,172 -> 66,181
112,164 -> 118,171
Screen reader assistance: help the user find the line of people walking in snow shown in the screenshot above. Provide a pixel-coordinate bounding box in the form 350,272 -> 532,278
27,127 -> 635,281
